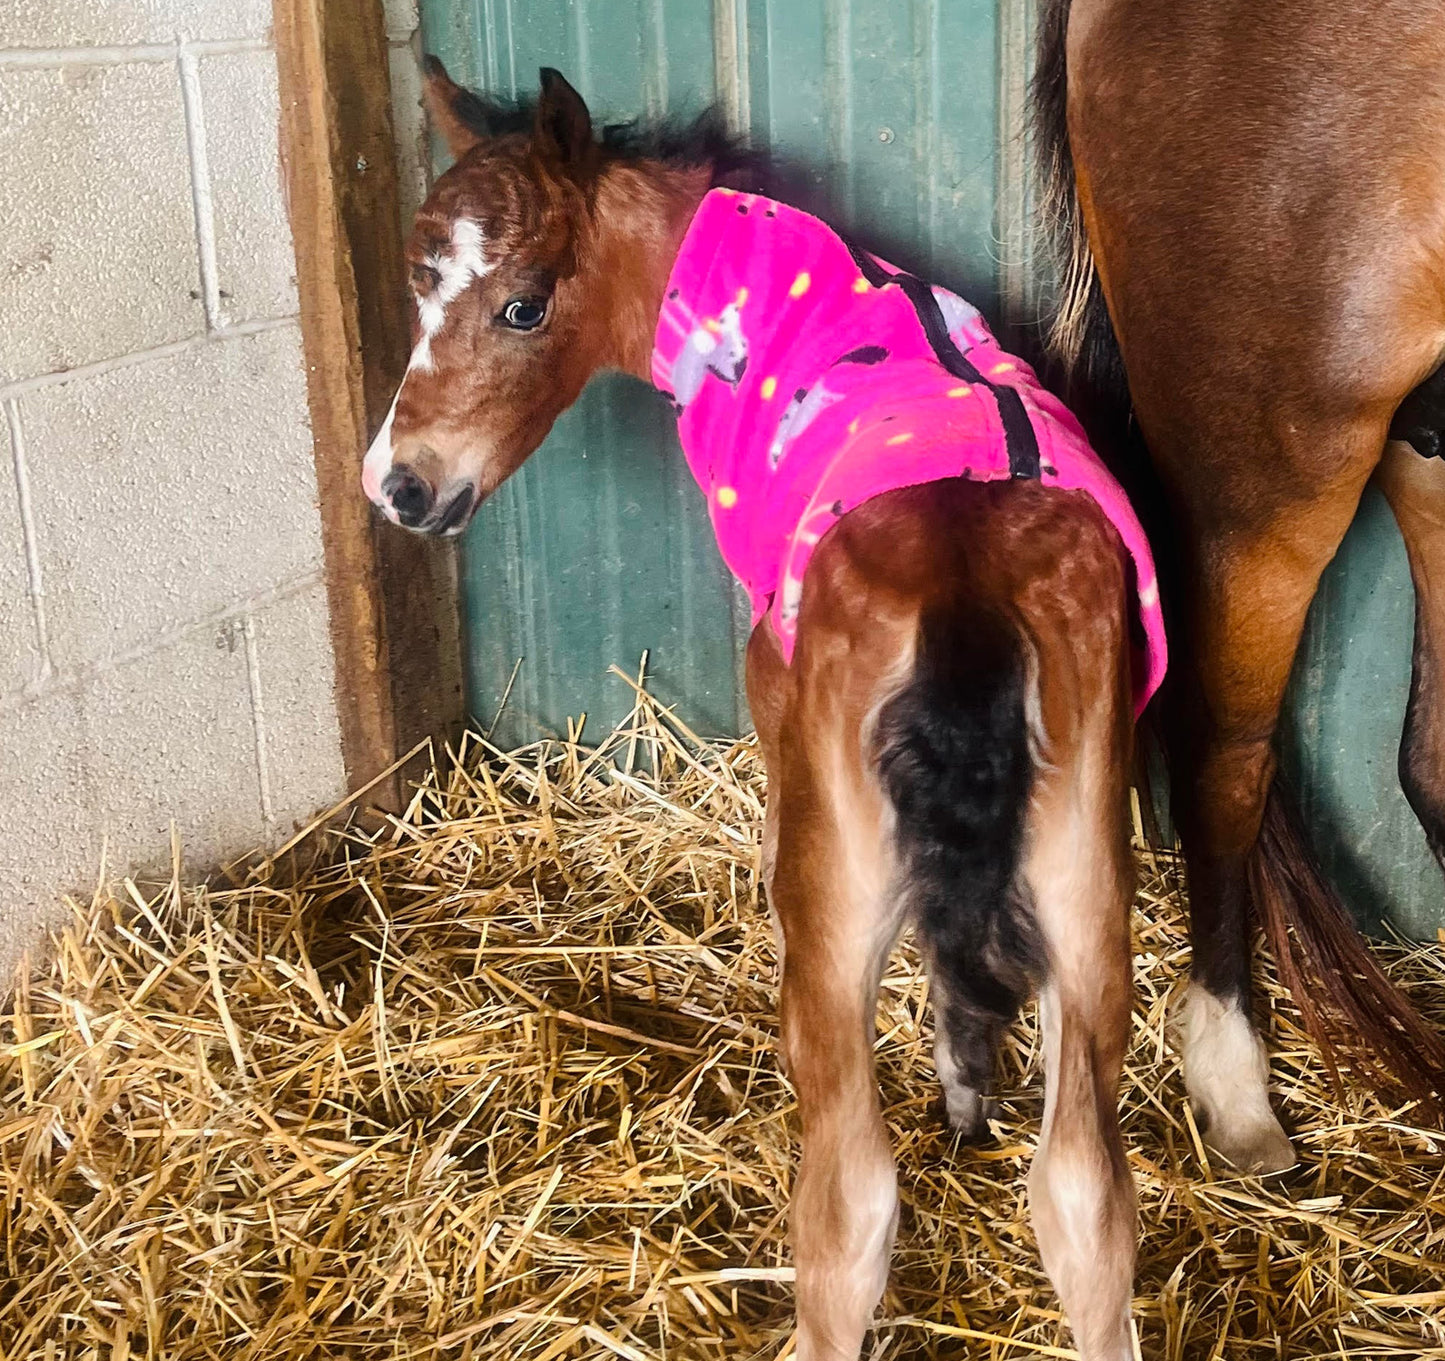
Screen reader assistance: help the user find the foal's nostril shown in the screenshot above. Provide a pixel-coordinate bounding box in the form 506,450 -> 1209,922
382,466 -> 434,527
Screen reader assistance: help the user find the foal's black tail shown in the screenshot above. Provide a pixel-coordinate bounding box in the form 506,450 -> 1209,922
874,601 -> 1044,1069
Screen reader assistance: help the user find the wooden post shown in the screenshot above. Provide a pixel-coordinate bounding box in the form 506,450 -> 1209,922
272,0 -> 462,805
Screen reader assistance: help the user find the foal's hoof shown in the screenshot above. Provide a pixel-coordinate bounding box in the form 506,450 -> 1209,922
1202,1109 -> 1296,1175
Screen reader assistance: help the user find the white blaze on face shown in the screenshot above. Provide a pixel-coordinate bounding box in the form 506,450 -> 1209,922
361,387 -> 401,519
420,217 -> 491,340
362,217 -> 492,512
410,216 -> 491,374
408,333 -> 435,373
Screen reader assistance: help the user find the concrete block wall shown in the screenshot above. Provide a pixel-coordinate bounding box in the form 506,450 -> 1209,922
386,0 -> 429,226
0,6 -> 352,975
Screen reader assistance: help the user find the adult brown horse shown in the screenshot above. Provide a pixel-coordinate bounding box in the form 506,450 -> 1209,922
1035,0 -> 1445,1172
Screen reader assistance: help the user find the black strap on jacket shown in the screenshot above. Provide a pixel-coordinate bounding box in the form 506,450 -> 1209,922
842,237 -> 1041,480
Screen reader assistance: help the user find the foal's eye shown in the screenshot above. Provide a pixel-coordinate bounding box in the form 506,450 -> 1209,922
499,296 -> 548,331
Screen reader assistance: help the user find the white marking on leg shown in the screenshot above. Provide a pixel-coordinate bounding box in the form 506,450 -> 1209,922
794,1113 -> 898,1361
1179,985 -> 1295,1172
1180,987 -> 1271,1122
853,1149 -> 899,1311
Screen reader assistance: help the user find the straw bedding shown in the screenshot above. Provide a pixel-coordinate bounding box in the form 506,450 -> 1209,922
4,689 -> 1445,1360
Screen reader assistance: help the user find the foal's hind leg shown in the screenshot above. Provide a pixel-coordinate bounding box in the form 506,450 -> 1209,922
767,718 -> 906,1359
1378,439 -> 1445,864
1025,673 -> 1137,1360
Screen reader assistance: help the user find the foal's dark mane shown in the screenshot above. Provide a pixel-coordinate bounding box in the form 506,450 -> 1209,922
603,111 -> 761,188
425,58 -> 764,190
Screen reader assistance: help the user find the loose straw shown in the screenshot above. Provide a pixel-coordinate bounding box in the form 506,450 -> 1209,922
3,690 -> 1443,1359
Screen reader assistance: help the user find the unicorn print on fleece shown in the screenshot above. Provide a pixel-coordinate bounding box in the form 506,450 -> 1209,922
662,287 -> 750,408
363,63 -> 1166,1361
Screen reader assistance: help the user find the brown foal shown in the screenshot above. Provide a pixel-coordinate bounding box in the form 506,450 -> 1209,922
364,66 -> 1141,1359
1035,0 -> 1445,1173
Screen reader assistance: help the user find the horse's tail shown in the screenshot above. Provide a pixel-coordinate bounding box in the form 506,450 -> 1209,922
1032,0 -> 1127,412
873,599 -> 1043,1087
1031,0 -> 1445,1119
1252,785 -> 1445,1116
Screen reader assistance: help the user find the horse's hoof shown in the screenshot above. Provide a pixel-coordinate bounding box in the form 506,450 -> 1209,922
1180,986 -> 1296,1175
1204,1112 -> 1296,1175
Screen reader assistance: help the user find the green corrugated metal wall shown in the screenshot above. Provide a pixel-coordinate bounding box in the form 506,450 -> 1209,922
1284,494 -> 1438,937
418,0 -> 1440,934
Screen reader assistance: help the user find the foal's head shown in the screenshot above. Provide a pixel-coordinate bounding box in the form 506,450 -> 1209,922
362,64 -> 717,535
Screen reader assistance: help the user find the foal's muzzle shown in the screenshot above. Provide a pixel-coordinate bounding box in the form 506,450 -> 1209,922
377,465 -> 477,536
381,467 -> 433,527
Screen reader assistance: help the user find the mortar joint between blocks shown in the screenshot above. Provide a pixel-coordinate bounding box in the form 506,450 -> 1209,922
0,568 -> 323,717
0,318 -> 297,405
241,611 -> 277,836
0,38 -> 271,70
4,398 -> 55,687
177,48 -> 224,333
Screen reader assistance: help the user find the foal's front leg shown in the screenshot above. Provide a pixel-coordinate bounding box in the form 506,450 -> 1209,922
769,734 -> 906,1361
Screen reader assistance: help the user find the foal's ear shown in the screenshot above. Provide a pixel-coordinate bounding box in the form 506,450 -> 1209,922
535,68 -> 594,168
422,56 -> 484,159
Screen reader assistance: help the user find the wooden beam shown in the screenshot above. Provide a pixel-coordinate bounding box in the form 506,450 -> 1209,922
272,0 -> 462,804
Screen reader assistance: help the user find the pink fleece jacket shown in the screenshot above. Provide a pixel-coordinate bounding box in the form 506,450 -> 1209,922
650,190 -> 1166,713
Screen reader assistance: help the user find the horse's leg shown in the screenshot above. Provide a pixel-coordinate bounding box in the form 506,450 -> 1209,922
772,782 -> 905,1360
751,634 -> 906,1361
1164,438 -> 1384,1172
1061,0 -> 1445,1146
1377,439 -> 1445,864
1024,611 -> 1137,1361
